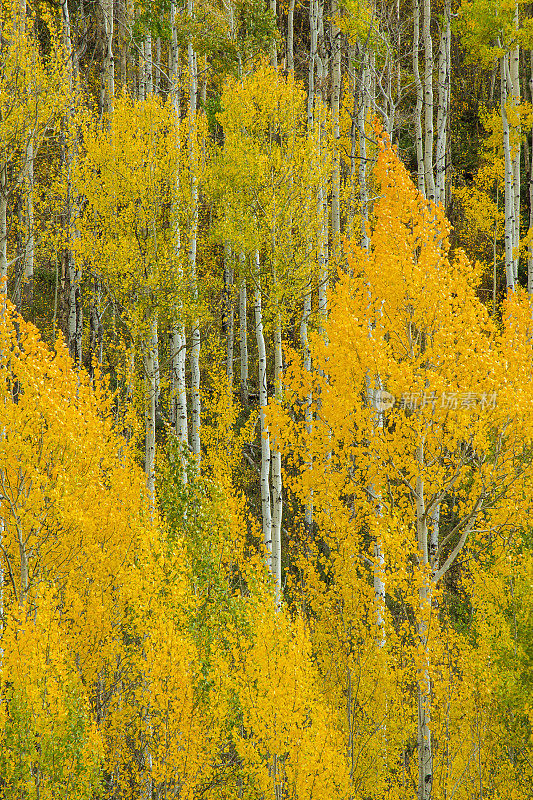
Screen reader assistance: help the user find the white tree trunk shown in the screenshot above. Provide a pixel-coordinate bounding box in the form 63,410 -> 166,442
239,272 -> 249,405
102,0 -> 114,115
254,252 -> 272,573
269,0 -> 277,67
415,442 -> 433,800
0,170 -> 7,286
413,0 -> 425,196
373,539 -> 386,642
145,34 -> 153,96
330,0 -> 342,252
144,315 -> 158,505
169,0 -> 188,456
190,319 -> 201,459
170,322 -> 188,445
154,37 -> 161,95
24,140 -> 34,305
287,0 -> 295,72
358,56 -> 370,250
300,288 -> 313,541
188,0 -> 201,460
271,313 -> 283,597
170,0 -> 179,106
510,8 -> 520,282
138,46 -> 145,102
527,50 -> 533,295
435,0 -> 450,207
307,0 -> 318,130
423,0 -> 435,202
224,243 -> 234,388
67,250 -> 78,359
502,53 -> 516,291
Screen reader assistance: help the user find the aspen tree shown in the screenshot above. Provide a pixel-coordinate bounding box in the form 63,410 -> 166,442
75,95 -> 178,494
502,50 -> 516,290
169,0 -> 188,452
529,49 -> 533,293
214,65 -> 315,592
57,0 -> 85,365
422,0 -> 435,202
224,243 -> 235,387
510,5 -> 520,284
188,0 -> 201,461
102,0 -> 115,115
268,134 -> 533,800
253,251 -> 274,578
239,270 -> 249,405
457,0 -> 533,291
331,0 -> 342,254
435,0 -> 450,207
0,0 -> 67,294
413,0 -> 426,195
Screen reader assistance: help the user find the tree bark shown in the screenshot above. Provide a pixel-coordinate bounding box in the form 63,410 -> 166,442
510,8 -> 520,283
502,53 -> 516,291
144,314 -> 158,505
415,442 -> 433,800
239,271 -> 249,405
145,34 -> 153,96
102,0 -> 115,116
224,243 -> 234,388
413,0 -> 425,196
286,0 -> 295,72
23,141 -> 34,308
422,0 -> 435,202
435,0 -> 450,207
330,0 -> 342,253
0,170 -> 7,287
271,312 -> 283,597
188,0 -> 201,460
300,288 -> 313,543
254,252 -> 272,573
527,50 -> 533,295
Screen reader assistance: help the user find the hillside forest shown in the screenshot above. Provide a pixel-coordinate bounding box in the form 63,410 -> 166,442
2,0 -> 533,797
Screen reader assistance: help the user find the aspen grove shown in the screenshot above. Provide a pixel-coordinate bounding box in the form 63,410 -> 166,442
2,0 -> 533,797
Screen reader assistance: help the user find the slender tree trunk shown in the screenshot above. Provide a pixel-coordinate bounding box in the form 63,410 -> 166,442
300,288 -> 313,544
23,141 -> 34,308
413,0 -> 425,196
145,34 -> 153,95
254,252 -> 272,573
423,0 -> 435,202
435,0 -> 450,207
154,36 -> 161,94
317,98 -> 329,335
188,0 -> 201,460
330,0 -> 342,253
144,314 -> 158,504
511,7 -> 520,282
170,0 -> 189,455
271,312 -> 283,597
269,0 -> 277,66
102,0 -> 115,115
527,50 -> 533,295
61,0 -> 82,364
308,0 -> 318,130
239,271 -> 249,405
502,53 -> 516,291
415,441 -> 433,800
287,0 -> 295,72
0,170 -> 7,287
358,55 -> 370,250
224,243 -> 234,388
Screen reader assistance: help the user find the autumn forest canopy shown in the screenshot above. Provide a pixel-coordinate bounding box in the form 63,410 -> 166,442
2,0 -> 533,797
